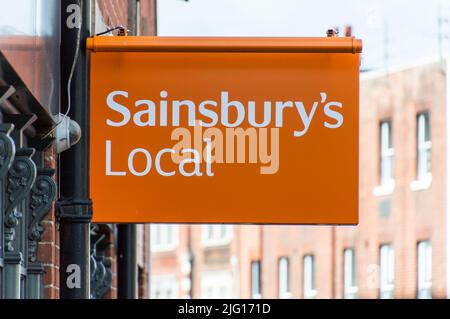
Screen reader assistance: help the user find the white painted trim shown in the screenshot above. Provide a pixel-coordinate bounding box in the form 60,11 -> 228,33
373,179 -> 395,197
151,225 -> 179,252
150,274 -> 179,299
201,225 -> 233,248
200,270 -> 234,299
410,174 -> 432,192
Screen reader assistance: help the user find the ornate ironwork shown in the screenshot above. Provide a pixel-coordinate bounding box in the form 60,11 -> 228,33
4,148 -> 36,252
90,225 -> 113,299
0,124 -> 16,179
91,254 -> 113,299
28,168 -> 56,262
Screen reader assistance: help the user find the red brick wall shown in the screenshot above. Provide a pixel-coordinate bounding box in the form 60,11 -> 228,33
36,0 -> 157,299
40,147 -> 60,299
139,0 -> 157,36
258,62 -> 447,299
138,226 -> 149,298
96,0 -> 156,35
150,60 -> 448,300
151,225 -> 190,298
97,0 -> 129,28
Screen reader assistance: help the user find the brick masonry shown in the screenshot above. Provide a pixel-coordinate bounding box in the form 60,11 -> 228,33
151,60 -> 449,299
40,147 -> 60,299
37,0 -> 156,299
34,1 -> 448,300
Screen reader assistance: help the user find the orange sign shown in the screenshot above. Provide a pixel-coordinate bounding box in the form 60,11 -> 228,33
88,36 -> 362,224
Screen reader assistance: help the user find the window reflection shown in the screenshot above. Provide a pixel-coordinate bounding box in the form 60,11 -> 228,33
0,0 -> 60,113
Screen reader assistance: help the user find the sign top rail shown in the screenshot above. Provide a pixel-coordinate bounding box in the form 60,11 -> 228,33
86,36 -> 362,54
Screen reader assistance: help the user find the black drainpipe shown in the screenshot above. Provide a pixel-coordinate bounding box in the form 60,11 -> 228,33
57,0 -> 93,299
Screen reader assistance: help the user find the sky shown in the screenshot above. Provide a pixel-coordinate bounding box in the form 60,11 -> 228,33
157,0 -> 450,71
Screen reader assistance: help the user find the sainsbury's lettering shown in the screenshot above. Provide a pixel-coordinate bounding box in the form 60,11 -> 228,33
105,90 -> 344,137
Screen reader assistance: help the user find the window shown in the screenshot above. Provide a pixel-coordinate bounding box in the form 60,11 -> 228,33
380,244 -> 395,299
251,261 -> 262,298
380,120 -> 394,185
151,224 -> 179,252
343,248 -> 357,299
411,112 -> 431,190
278,257 -> 291,298
303,255 -> 317,299
374,120 -> 394,196
201,271 -> 233,299
417,240 -> 432,299
151,275 -> 178,299
136,0 -> 141,36
417,112 -> 431,178
202,225 -> 232,247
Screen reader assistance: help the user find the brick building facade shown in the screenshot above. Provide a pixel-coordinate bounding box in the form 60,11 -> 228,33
0,0 -> 156,299
0,0 -> 446,300
150,59 -> 449,299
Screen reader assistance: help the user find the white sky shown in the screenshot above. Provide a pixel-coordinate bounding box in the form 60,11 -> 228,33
157,0 -> 450,70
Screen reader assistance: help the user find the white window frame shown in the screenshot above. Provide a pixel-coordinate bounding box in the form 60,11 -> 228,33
201,271 -> 234,299
343,248 -> 358,299
150,274 -> 179,299
303,255 -> 317,299
251,261 -> 262,299
417,240 -> 432,299
150,224 -> 179,252
278,257 -> 291,299
136,0 -> 141,36
380,244 -> 395,299
411,112 -> 432,191
201,225 -> 232,247
374,120 -> 395,196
